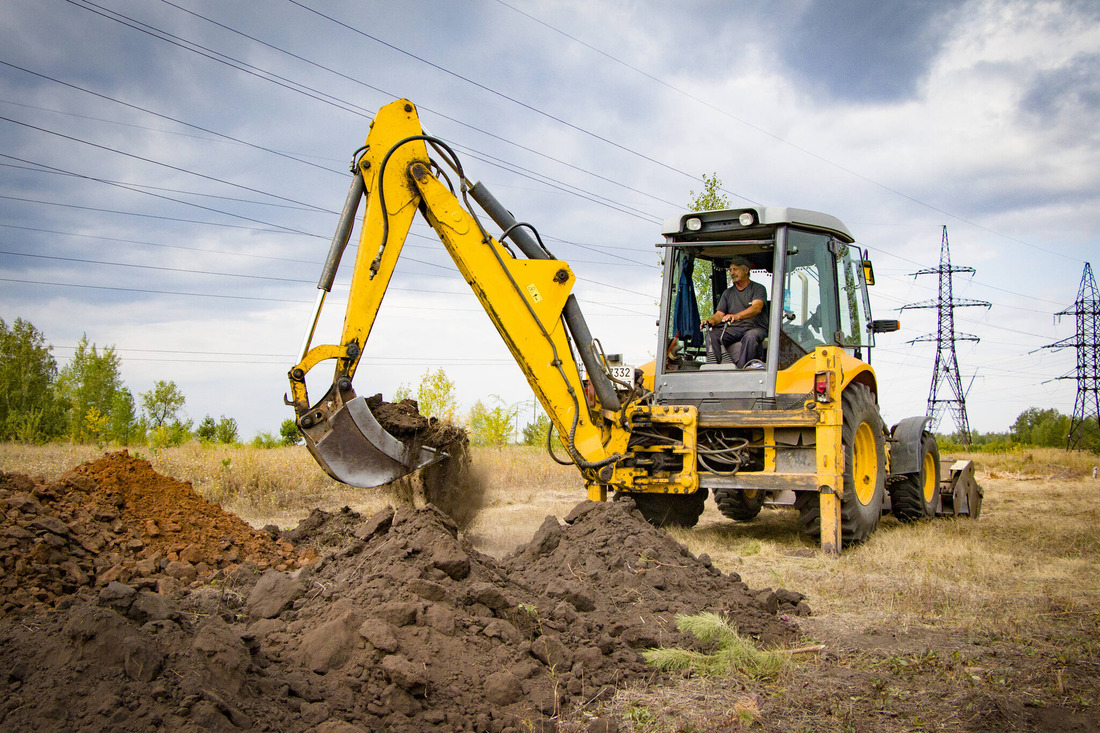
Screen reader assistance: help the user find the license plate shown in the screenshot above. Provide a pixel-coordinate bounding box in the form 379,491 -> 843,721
608,365 -> 634,380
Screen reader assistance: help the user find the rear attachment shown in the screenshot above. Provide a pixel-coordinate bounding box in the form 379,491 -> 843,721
936,459 -> 983,518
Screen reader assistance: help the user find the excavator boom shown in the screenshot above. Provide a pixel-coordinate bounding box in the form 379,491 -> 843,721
288,100 -> 647,489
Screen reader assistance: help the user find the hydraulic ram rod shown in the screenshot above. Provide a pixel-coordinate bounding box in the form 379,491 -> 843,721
298,171 -> 366,362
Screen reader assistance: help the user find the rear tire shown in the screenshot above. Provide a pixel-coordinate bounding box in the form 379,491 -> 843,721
715,489 -> 765,521
616,488 -> 708,528
889,434 -> 940,522
796,383 -> 886,546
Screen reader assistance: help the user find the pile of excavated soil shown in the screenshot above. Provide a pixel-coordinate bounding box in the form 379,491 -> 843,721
0,454 -> 807,732
0,452 -> 313,617
502,500 -> 810,647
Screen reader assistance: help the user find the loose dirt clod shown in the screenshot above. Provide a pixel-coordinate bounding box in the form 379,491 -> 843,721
0,453 -> 804,731
366,395 -> 466,451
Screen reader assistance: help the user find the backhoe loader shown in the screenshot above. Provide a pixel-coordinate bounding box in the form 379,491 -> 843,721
288,99 -> 980,555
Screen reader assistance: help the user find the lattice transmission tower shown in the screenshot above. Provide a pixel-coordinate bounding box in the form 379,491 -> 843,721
1042,262 -> 1100,450
900,226 -> 990,446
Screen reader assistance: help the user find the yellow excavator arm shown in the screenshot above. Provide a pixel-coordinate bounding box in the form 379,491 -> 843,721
289,100 -> 693,492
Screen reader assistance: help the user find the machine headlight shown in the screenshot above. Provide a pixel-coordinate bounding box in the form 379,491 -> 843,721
685,217 -> 702,231
738,211 -> 755,226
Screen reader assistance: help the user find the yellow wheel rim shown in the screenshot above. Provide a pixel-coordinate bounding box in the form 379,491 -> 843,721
744,490 -> 758,499
922,450 -> 937,503
853,422 -> 877,505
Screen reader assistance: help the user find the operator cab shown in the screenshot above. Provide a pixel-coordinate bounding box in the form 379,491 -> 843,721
655,206 -> 880,410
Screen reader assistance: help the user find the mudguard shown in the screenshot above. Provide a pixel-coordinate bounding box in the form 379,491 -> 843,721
889,416 -> 932,476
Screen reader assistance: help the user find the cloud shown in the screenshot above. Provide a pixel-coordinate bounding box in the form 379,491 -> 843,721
1020,52 -> 1100,129
1,0 -> 1097,439
779,0 -> 962,103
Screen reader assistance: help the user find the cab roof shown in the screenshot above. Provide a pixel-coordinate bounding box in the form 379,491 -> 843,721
661,206 -> 854,244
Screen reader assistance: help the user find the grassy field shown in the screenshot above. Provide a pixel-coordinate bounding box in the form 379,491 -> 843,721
3,442 -> 1098,730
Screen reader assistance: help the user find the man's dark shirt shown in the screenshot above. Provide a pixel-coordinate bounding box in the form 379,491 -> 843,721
716,280 -> 768,330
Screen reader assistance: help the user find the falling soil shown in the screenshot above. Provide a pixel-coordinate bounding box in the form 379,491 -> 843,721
367,394 -> 485,530
0,452 -> 805,732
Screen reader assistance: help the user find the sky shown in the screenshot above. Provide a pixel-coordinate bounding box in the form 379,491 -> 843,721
1,0 -> 1098,439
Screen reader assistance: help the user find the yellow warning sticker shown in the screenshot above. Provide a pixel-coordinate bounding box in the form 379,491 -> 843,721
526,283 -> 543,303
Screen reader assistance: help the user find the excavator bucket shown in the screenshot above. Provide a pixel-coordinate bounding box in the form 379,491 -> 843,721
301,395 -> 448,489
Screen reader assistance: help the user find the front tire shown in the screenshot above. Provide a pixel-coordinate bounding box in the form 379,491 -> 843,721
616,488 -> 708,528
796,383 -> 886,546
715,489 -> 765,521
890,434 -> 940,522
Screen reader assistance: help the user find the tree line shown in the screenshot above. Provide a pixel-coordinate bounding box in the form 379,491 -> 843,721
7,317 -> 1090,453
938,406 -> 1098,453
0,318 -> 298,447
403,367 -> 1098,453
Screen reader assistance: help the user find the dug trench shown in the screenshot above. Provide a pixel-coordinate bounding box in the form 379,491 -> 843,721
0,450 -> 807,732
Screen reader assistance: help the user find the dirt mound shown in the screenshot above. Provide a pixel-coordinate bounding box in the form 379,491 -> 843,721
503,499 -> 809,646
0,455 -> 806,731
0,451 -> 313,617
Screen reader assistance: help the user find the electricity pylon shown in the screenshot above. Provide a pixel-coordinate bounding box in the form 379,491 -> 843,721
1042,263 -> 1099,450
901,226 -> 990,446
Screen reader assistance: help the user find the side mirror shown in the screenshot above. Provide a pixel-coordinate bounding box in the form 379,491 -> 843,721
871,319 -> 900,333
862,259 -> 876,286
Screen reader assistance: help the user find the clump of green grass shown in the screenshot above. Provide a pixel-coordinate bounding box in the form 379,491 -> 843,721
642,612 -> 789,679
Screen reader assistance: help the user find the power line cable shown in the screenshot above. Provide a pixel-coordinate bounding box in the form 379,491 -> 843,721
64,0 -> 372,118
0,60 -> 341,176
1,154 -> 326,236
58,0 -> 679,221
0,277 -> 653,317
0,223 -> 312,265
0,193 -> 313,235
149,0 -> 685,215
0,114 -> 326,212
284,0 -> 753,202
0,158 -> 324,212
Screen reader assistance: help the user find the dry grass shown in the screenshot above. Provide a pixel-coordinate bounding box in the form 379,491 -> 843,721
4,444 -> 1096,629
0,442 -> 393,527
668,448 -> 1100,646
4,443 -> 1097,630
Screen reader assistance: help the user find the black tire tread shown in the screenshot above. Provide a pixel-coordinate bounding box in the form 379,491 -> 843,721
889,434 -> 940,522
714,488 -> 765,521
